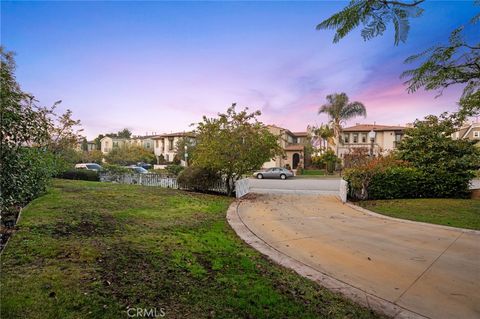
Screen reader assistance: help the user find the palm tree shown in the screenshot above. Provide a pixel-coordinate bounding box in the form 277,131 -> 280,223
318,93 -> 366,154
314,124 -> 334,152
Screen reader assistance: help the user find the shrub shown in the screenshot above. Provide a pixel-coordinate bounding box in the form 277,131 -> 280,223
58,169 -> 99,181
105,145 -> 155,165
166,164 -> 184,176
177,167 -> 221,192
368,166 -> 424,199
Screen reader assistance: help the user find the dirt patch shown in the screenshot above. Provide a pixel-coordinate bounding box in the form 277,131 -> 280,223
52,214 -> 117,238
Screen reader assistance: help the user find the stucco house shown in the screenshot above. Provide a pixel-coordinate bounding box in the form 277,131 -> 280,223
336,124 -> 406,157
100,135 -> 156,154
263,125 -> 309,169
451,122 -> 480,146
152,132 -> 195,164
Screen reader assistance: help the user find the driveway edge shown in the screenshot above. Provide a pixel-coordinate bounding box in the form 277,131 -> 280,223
345,202 -> 480,235
226,201 -> 429,319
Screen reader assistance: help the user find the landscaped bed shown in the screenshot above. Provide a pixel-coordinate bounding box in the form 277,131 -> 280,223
357,198 -> 480,230
0,179 -> 379,318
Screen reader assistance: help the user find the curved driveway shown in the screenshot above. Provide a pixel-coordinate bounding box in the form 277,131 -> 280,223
234,194 -> 480,319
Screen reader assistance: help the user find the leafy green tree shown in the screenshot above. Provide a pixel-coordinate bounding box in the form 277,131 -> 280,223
175,136 -> 196,165
105,145 -> 155,166
94,134 -> 104,150
397,113 -> 480,197
80,149 -> 104,164
1,47 -> 80,211
116,128 -> 132,138
317,0 -> 479,116
194,104 -> 283,196
318,93 -> 366,154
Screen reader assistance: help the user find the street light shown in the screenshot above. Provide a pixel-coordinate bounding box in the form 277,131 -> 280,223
184,144 -> 188,167
368,129 -> 376,157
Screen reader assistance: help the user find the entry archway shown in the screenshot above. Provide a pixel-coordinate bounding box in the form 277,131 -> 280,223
292,153 -> 300,169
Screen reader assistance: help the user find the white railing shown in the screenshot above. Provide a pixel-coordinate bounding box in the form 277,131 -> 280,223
99,172 -> 228,194
235,178 -> 250,198
339,179 -> 348,203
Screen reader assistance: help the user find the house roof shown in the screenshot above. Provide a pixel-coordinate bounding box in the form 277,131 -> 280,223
292,131 -> 308,137
342,124 -> 406,132
152,132 -> 195,139
284,145 -> 304,151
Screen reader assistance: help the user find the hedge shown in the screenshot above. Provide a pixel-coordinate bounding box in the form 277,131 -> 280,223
58,169 -> 100,181
177,167 -> 220,192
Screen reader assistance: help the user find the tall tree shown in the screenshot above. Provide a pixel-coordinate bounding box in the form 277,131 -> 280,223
318,93 -> 366,154
316,0 -> 480,116
193,104 -> 283,196
116,128 -> 132,138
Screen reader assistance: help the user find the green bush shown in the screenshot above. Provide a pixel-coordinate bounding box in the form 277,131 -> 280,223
58,169 -> 99,181
166,164 -> 184,176
177,167 -> 221,192
368,167 -> 424,199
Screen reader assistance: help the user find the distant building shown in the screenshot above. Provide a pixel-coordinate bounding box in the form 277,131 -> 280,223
100,135 -> 156,154
337,124 -> 406,157
263,125 -> 309,169
152,132 -> 195,164
451,122 -> 480,146
76,140 -> 97,152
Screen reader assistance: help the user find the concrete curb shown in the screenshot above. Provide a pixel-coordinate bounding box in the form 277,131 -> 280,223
226,201 -> 429,319
345,202 -> 480,235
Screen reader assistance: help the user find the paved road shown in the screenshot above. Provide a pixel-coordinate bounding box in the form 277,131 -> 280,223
248,177 -> 341,195
236,194 -> 480,319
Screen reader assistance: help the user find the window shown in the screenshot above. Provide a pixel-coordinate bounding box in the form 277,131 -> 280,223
361,134 -> 366,143
155,140 -> 159,148
146,142 -> 150,148
113,141 -> 118,148
474,131 -> 480,138
353,134 -> 358,143
168,138 -> 174,151
344,134 -> 349,143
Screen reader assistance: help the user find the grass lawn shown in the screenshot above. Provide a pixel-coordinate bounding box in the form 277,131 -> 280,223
300,169 -> 325,176
1,179 -> 379,319
357,198 -> 480,230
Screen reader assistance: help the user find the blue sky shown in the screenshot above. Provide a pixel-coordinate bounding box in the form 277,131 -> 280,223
2,1 -> 478,138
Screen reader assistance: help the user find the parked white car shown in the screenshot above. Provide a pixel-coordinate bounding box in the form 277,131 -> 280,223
74,163 -> 103,171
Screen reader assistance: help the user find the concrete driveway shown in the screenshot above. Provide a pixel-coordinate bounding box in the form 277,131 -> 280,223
233,194 -> 480,319
248,177 -> 341,195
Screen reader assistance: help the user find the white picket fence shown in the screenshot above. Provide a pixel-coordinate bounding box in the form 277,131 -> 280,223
235,178 -> 250,198
99,172 -> 228,194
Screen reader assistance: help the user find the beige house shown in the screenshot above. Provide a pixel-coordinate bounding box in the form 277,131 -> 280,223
337,124 -> 406,157
263,125 -> 309,169
451,122 -> 480,146
152,132 -> 195,164
76,140 -> 97,152
100,135 -> 156,154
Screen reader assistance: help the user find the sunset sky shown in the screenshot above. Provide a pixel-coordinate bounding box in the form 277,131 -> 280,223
2,1 -> 478,139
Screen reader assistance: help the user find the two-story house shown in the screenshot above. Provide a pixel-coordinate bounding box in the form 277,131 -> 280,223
263,125 -> 309,169
152,132 -> 195,164
337,124 -> 406,157
451,122 -> 480,146
100,135 -> 156,154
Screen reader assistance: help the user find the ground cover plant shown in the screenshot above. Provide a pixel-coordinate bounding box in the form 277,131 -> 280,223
0,179 -> 380,319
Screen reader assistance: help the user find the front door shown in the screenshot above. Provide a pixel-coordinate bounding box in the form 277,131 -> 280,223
292,153 -> 300,169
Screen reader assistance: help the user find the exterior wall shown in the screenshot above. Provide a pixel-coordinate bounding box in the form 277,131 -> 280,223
337,130 -> 403,157
153,135 -> 193,164
263,126 -> 305,169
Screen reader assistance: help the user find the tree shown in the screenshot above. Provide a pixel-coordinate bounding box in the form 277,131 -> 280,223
317,0 -> 479,116
116,128 -> 132,138
80,149 -> 104,164
193,104 -> 283,196
175,136 -> 196,165
105,145 -> 155,166
318,93 -> 366,154
1,47 -> 81,212
310,123 -> 335,152
397,113 -> 480,197
94,134 -> 104,150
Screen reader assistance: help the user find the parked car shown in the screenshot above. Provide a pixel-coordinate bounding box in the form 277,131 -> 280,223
136,162 -> 152,170
125,165 -> 149,174
253,167 -> 294,180
75,163 -> 103,171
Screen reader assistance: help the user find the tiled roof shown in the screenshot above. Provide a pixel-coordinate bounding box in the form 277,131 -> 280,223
292,131 -> 308,137
152,132 -> 195,139
342,124 -> 406,132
